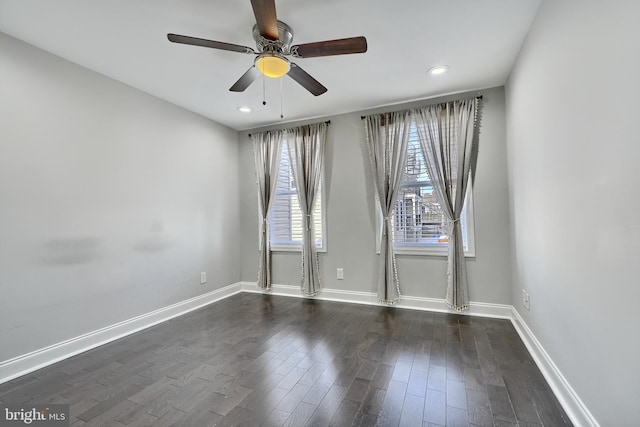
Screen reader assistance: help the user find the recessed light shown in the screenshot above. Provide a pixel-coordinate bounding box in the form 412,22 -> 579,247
428,65 -> 449,76
237,106 -> 252,113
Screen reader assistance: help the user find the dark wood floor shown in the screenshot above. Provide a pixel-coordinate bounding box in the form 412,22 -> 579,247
0,293 -> 572,426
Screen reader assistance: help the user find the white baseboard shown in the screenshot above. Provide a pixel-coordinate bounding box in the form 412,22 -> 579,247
240,282 -> 512,319
0,280 -> 597,427
511,307 -> 599,427
0,283 -> 242,384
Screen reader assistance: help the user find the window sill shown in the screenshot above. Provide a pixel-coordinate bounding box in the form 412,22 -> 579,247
270,245 -> 327,253
392,246 -> 475,258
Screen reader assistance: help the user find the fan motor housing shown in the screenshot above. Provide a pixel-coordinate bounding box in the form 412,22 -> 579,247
253,20 -> 293,53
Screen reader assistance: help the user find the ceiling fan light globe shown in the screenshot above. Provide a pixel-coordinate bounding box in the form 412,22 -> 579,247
255,54 -> 290,78
428,65 -> 449,76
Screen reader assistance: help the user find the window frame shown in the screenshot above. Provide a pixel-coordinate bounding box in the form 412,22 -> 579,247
375,128 -> 476,257
377,183 -> 475,257
266,140 -> 327,253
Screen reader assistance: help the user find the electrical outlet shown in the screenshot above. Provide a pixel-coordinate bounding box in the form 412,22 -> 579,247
337,268 -> 344,280
200,272 -> 206,284
522,289 -> 530,310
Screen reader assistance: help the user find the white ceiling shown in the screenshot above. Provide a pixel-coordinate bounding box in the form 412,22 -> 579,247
0,0 -> 541,131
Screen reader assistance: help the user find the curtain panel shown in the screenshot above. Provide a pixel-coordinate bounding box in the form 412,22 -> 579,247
413,97 -> 479,310
363,111 -> 412,304
251,130 -> 284,290
287,122 -> 328,296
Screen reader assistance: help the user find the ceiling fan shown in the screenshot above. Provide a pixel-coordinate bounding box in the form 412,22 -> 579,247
167,0 -> 367,96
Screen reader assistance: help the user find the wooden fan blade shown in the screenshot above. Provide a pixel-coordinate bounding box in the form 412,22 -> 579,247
291,36 -> 367,58
250,0 -> 279,40
167,33 -> 255,54
287,63 -> 327,96
229,66 -> 260,92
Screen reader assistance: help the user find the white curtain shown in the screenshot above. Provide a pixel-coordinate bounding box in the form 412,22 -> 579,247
287,122 -> 328,296
364,111 -> 412,304
251,130 -> 284,290
413,98 -> 479,310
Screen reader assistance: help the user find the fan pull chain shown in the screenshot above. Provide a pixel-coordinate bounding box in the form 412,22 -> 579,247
280,78 -> 284,119
262,72 -> 266,106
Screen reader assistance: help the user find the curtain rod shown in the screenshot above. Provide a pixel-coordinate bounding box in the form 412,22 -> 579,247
360,95 -> 483,120
248,120 -> 330,138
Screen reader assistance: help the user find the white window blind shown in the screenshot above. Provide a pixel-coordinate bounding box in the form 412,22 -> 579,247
270,139 -> 324,250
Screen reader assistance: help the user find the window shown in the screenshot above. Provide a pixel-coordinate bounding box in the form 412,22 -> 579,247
380,126 -> 475,256
269,139 -> 325,251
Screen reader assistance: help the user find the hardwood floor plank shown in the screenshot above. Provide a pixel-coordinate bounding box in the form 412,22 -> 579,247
78,398 -> 138,426
334,358 -> 361,387
492,420 -> 519,427
406,368 -> 428,398
399,393 -> 425,427
391,359 -> 413,383
370,363 -> 394,390
210,385 -> 252,416
299,362 -> 331,386
446,379 -> 468,410
238,383 -> 288,414
205,372 -> 237,393
114,397 -> 159,424
486,384 -> 518,423
138,385 -> 183,418
446,405 -> 471,427
150,408 -> 187,427
355,411 -> 378,427
127,376 -> 176,404
529,386 -> 572,426
282,401 -> 317,427
122,412 -> 159,426
304,383 -> 348,427
355,359 -> 378,381
0,294 -> 571,427
412,353 -> 431,372
262,408 -> 292,427
172,378 -> 220,413
423,389 -> 446,425
302,381 -> 332,406
462,366 -> 485,392
447,362 -> 465,382
217,405 -> 255,427
175,409 -> 222,427
329,398 -> 361,426
276,383 -> 312,413
76,382 -> 144,422
276,365 -> 311,390
427,365 -> 447,392
345,377 -> 371,403
466,388 -> 493,427
502,369 -> 543,424
376,380 -> 407,427
359,386 -> 386,416
429,341 -> 447,368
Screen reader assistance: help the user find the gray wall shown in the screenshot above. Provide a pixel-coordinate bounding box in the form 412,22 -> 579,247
505,1 -> 640,425
0,33 -> 241,362
240,87 -> 512,304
